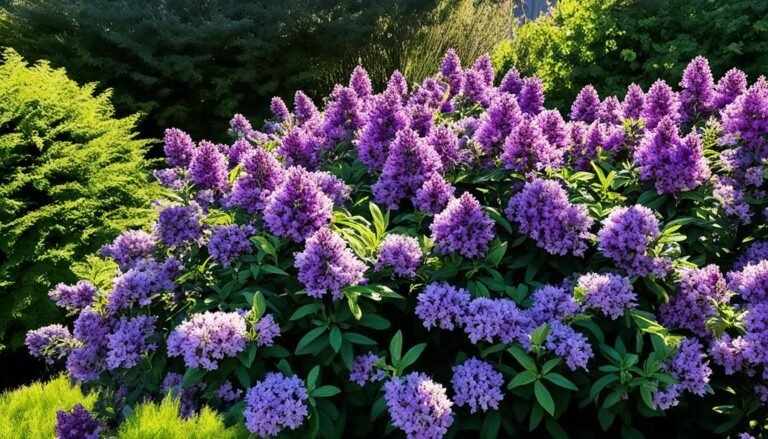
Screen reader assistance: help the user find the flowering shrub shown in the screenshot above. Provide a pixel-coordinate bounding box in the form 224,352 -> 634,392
27,51 -> 768,438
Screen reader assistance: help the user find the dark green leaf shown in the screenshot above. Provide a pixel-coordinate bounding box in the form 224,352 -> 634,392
507,370 -> 538,389
330,327 -> 342,352
543,373 -> 578,391
534,381 -> 555,416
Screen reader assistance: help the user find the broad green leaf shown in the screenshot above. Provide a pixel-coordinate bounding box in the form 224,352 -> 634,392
399,343 -> 427,371
310,385 -> 341,398
296,326 -> 327,354
507,345 -> 537,372
543,373 -> 578,391
330,327 -> 342,352
390,331 -> 403,364
507,370 -> 538,389
534,381 -> 555,416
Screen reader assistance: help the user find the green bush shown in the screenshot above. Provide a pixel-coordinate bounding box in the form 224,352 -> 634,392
116,396 -> 249,439
0,375 -> 96,438
492,0 -> 768,109
0,0 -> 506,140
0,49 -> 158,350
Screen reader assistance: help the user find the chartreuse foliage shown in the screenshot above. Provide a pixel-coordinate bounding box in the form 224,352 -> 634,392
0,375 -> 96,438
24,51 -> 768,439
0,49 -> 159,350
492,0 -> 768,110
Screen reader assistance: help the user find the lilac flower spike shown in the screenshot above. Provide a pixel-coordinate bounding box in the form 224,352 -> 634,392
518,76 -> 545,115
440,49 -> 464,98
188,141 -> 228,191
471,53 -> 494,87
49,281 -> 97,311
355,89 -> 408,172
475,92 -> 523,155
26,324 -> 73,364
207,224 -> 254,267
415,282 -> 471,331
451,357 -> 504,413
642,79 -> 681,129
167,311 -> 248,370
660,265 -> 728,336
679,56 -> 715,118
577,272 -> 637,320
294,90 -> 319,124
622,83 -> 645,119
384,372 -> 454,439
263,166 -> 333,242
713,68 -> 748,110
244,372 -> 309,437
350,352 -> 386,386
270,96 -> 291,122
413,173 -> 456,215
499,67 -> 523,96
375,234 -> 423,277
430,192 -> 495,259
506,179 -> 593,256
163,128 -> 195,168
500,115 -> 563,172
55,404 -> 102,439
570,85 -> 601,123
597,205 -> 670,277
294,228 -> 366,300
634,116 -> 710,194
462,69 -> 492,107
349,65 -> 373,100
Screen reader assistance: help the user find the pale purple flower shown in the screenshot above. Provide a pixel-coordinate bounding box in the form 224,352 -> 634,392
270,97 -> 291,122
375,234 -> 423,277
679,56 -> 715,118
544,321 -> 593,371
475,92 -> 522,155
294,91 -> 319,124
49,281 -> 97,311
188,141 -> 229,191
728,260 -> 768,303
413,173 -> 456,215
207,224 -> 253,267
518,77 -> 545,115
106,315 -> 156,370
570,85 -> 601,123
254,314 -> 280,347
430,192 -> 495,259
294,228 -> 366,300
384,372 -> 454,439
244,373 -> 308,437
501,115 -> 563,171
155,204 -> 203,247
415,282 -> 471,331
577,273 -> 637,320
101,230 -> 155,270
642,79 -> 681,129
451,358 -> 504,413
660,265 -> 729,336
622,83 -> 645,119
713,68 -> 748,110
26,324 -> 73,364
263,167 -> 333,242
597,205 -> 670,277
528,284 -> 584,326
463,298 -> 532,346
350,352 -> 386,386
350,66 -> 373,101
163,128 -> 195,168
55,404 -> 102,439
167,311 -> 248,370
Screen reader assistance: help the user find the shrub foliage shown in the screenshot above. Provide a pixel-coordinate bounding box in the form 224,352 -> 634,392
26,52 -> 768,438
0,50 -> 158,350
493,0 -> 768,110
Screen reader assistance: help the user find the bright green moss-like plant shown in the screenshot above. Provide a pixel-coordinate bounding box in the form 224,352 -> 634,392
0,375 -> 96,438
116,396 -> 249,439
0,49 -> 159,350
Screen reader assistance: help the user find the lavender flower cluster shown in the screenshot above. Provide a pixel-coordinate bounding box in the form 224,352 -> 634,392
24,50 -> 768,438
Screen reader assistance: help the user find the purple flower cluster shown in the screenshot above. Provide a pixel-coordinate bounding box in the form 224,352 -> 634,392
106,315 -> 156,370
294,228 -> 366,299
528,284 -> 583,326
244,372 -> 308,437
67,309 -> 113,381
163,128 -> 195,168
475,93 -> 522,155
216,381 -> 243,403
727,260 -> 768,303
371,128 -> 442,209
415,282 -> 471,331
576,273 -> 637,320
500,115 -> 563,172
254,314 -> 281,347
413,173 -> 456,215
26,324 -> 73,364
463,297 -> 532,346
660,265 -> 729,336
451,357 -> 504,413
48,281 -> 96,311
263,167 -> 333,242
713,68 -> 748,110
734,241 -> 768,271
505,179 -> 593,256
597,205 -> 670,276
663,338 -> 712,396
101,230 -> 156,270
155,204 -> 203,247
107,258 -> 180,313
545,321 -> 593,371
722,80 -> 768,150
356,89 -> 408,172
207,224 -> 254,267
55,404 -> 102,439
570,85 -> 601,123
310,171 -> 352,205
189,141 -> 228,191
622,83 -> 645,119
679,56 -> 715,118
375,234 -> 423,277
384,372 -> 454,439
228,147 -> 286,214
642,79 -> 681,129
430,192 -> 495,259
350,352 -> 386,386
167,311 -> 248,370
634,116 -> 710,194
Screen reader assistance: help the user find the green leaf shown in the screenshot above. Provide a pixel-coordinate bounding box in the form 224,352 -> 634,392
330,327 -> 342,353
541,358 -> 561,375
358,314 -> 390,330
342,332 -> 377,345
507,345 -> 538,372
296,326 -> 327,354
307,365 -> 320,390
236,366 -> 251,388
486,240 -> 508,266
544,418 -> 569,439
390,330 -> 403,364
507,370 -> 538,389
261,264 -> 288,276
543,373 -> 578,391
530,323 -> 551,346
182,368 -> 206,388
399,343 -> 427,370
589,374 -> 619,401
640,384 -> 655,409
480,410 -> 501,439
289,303 -> 323,320
252,290 -> 266,319
346,293 -> 363,320
534,381 -> 555,416
310,385 -> 341,398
